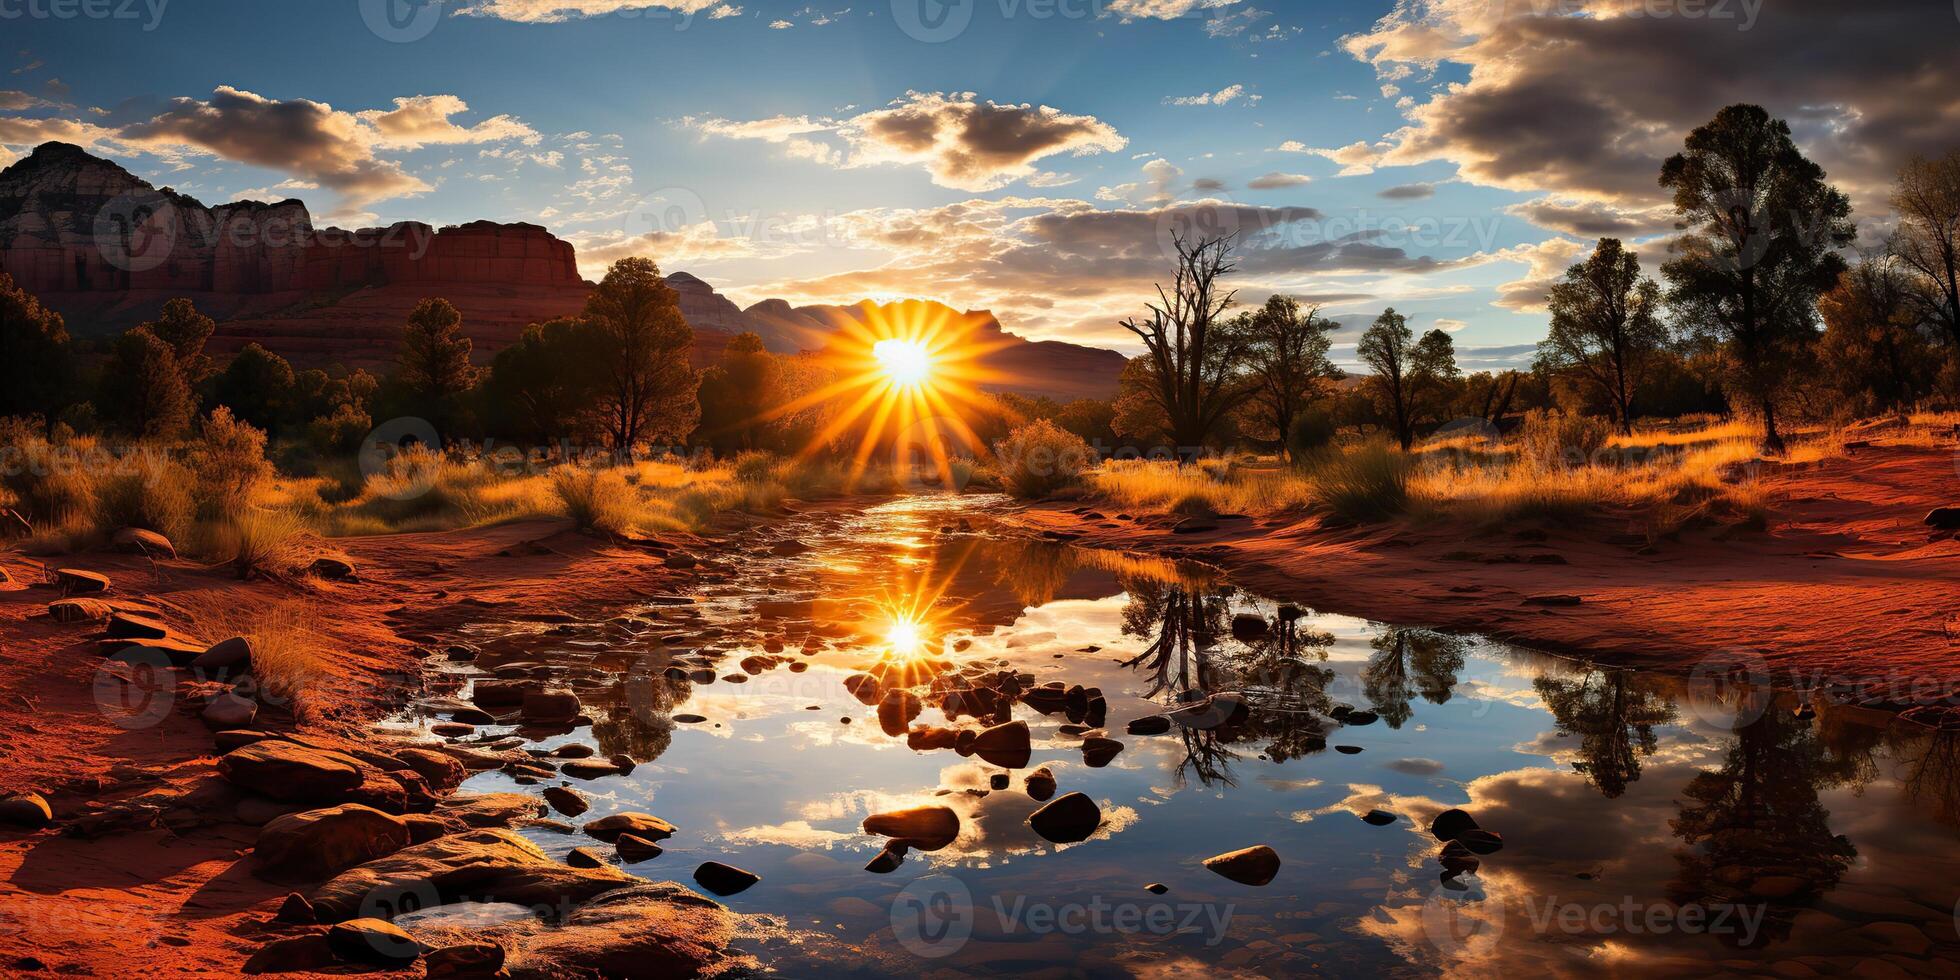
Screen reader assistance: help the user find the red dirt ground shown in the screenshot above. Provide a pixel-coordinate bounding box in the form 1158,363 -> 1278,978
1008,442 -> 1960,699
0,518 -> 704,977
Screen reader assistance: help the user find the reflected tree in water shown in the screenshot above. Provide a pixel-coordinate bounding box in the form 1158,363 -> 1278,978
1892,725 -> 1960,827
1362,628 -> 1467,729
589,664 -> 686,762
1533,669 -> 1675,798
1669,707 -> 1864,946
1119,582 -> 1338,786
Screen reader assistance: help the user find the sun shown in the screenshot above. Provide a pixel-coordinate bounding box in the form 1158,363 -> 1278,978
873,338 -> 932,388
884,614 -> 928,657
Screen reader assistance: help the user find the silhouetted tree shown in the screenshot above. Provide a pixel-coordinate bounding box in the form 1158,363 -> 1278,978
0,273 -> 73,425
394,297 -> 480,434
1660,104 -> 1853,452
1357,308 -> 1458,449
1536,238 -> 1668,435
212,343 -> 297,433
1815,254 -> 1938,415
99,327 -> 194,438
1533,669 -> 1675,798
1890,152 -> 1960,348
1239,295 -> 1339,459
1362,628 -> 1466,729
483,318 -> 591,443
581,258 -> 699,453
144,297 -> 216,390
1119,235 -> 1254,456
696,332 -> 783,452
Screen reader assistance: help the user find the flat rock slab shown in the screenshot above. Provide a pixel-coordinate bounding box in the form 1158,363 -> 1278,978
308,828 -> 637,923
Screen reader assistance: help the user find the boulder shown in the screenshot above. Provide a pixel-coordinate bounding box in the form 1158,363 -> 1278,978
691,861 -> 760,896
193,636 -> 253,672
1361,809 -> 1398,827
54,568 -> 110,594
241,935 -> 338,975
877,690 -> 923,735
308,557 -> 357,581
221,741 -> 368,803
864,843 -> 906,874
862,805 -> 960,851
567,846 -> 608,868
583,812 -> 677,843
326,917 -> 427,965
275,892 -> 317,923
436,793 -> 541,828
520,689 -> 581,724
1457,829 -> 1504,855
1027,792 -> 1101,844
252,804 -> 413,882
1429,808 -> 1479,843
1024,767 -> 1056,801
402,813 -> 459,844
110,527 -> 176,558
1081,736 -> 1124,768
973,720 -> 1031,768
614,833 -> 664,863
500,883 -> 732,978
392,747 -> 467,793
1440,839 -> 1480,876
47,598 -> 113,623
203,693 -> 260,729
542,786 -> 589,817
425,943 -> 506,979
1204,845 -> 1281,886
106,612 -> 171,640
307,829 -> 638,923
1126,715 -> 1171,736
0,792 -> 53,829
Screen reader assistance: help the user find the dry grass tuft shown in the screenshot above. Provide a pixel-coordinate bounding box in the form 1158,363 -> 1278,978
172,594 -> 331,722
213,509 -> 312,580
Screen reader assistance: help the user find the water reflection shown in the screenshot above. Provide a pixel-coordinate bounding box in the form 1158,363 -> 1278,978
413,495 -> 1960,977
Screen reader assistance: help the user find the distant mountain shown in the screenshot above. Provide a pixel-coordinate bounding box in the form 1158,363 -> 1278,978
0,142 -> 1124,402
668,275 -> 1126,402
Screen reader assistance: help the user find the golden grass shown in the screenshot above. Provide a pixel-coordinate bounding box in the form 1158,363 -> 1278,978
213,508 -> 312,580
171,594 -> 331,722
1092,456 -> 1316,516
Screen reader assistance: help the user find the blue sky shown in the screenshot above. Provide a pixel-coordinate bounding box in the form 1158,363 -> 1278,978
3,0 -> 1952,365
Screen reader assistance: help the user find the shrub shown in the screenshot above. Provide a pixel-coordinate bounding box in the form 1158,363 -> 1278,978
306,404 -> 372,456
551,466 -> 638,534
1310,440 -> 1410,522
1517,409 -> 1612,470
1287,406 -> 1337,459
96,450 -> 195,541
994,420 -> 1097,498
0,435 -> 98,534
190,407 -> 274,517
215,509 -> 309,580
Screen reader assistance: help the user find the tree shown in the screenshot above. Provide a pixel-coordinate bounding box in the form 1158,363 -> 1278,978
0,273 -> 74,425
394,297 -> 480,433
1356,309 -> 1458,449
1815,254 -> 1938,415
99,327 -> 194,438
143,297 -> 217,388
1536,238 -> 1669,435
1890,153 -> 1960,349
1052,398 -> 1117,449
212,343 -> 297,433
1119,235 -> 1254,456
1239,295 -> 1339,459
1660,104 -> 1854,452
695,332 -> 783,452
580,257 -> 699,453
483,318 -> 591,444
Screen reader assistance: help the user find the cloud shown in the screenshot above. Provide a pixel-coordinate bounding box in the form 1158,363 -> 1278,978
1097,158 -> 1184,206
1107,0 -> 1241,18
359,94 -> 539,149
1490,237 -> 1589,313
1503,197 -> 1676,239
1165,83 -> 1259,107
685,92 -> 1127,192
1336,0 -> 1960,214
458,0 -> 726,23
1247,171 -> 1311,189
0,89 -> 57,111
1377,182 -> 1434,200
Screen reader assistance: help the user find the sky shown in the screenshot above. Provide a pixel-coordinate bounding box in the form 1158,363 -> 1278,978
2,0 -> 1956,368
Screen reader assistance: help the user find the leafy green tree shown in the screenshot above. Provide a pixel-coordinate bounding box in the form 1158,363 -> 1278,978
0,273 -> 74,425
212,343 -> 298,433
1660,104 -> 1854,452
1536,238 -> 1669,435
580,258 -> 699,453
1240,295 -> 1339,459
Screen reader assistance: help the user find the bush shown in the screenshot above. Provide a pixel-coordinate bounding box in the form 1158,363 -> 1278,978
1287,406 -> 1337,458
215,509 -> 309,580
0,435 -> 98,534
191,407 -> 275,517
1517,409 -> 1612,470
306,404 -> 372,456
551,466 -> 638,534
994,420 -> 1097,499
1311,440 -> 1410,522
96,451 -> 195,541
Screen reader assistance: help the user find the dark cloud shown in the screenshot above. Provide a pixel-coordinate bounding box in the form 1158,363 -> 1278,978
1377,182 -> 1434,200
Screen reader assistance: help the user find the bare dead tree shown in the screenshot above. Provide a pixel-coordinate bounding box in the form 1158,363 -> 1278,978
1119,235 -> 1254,457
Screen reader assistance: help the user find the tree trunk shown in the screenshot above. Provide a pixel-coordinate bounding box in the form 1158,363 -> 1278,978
1759,396 -> 1785,455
